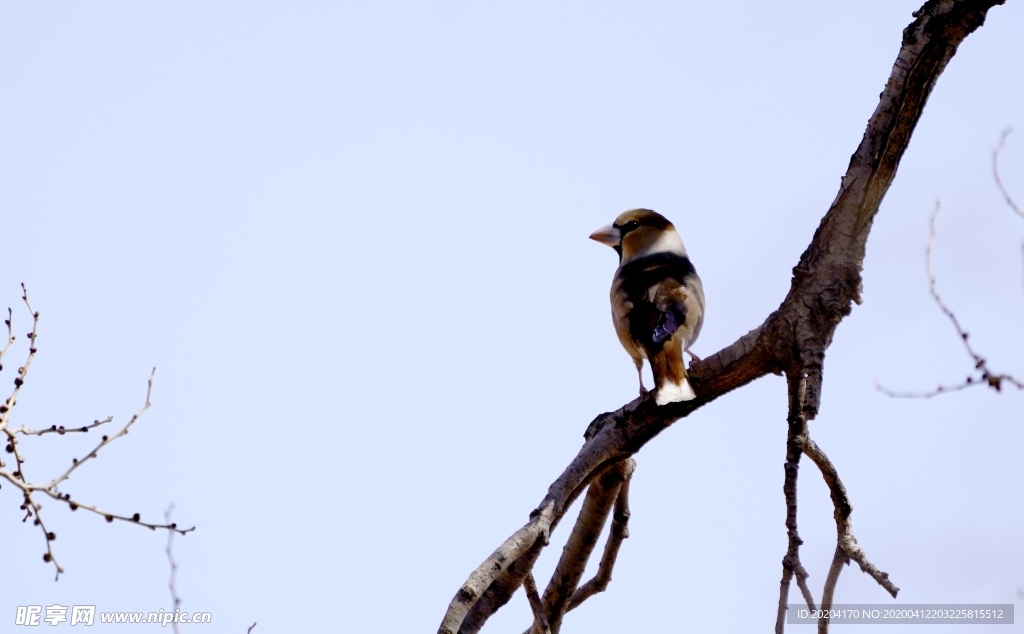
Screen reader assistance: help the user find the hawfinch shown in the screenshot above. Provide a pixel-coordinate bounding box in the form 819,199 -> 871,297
590,209 -> 705,405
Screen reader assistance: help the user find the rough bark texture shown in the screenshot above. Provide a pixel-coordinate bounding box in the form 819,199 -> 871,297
439,2 -> 1006,633
776,375 -> 815,634
531,460 -> 633,634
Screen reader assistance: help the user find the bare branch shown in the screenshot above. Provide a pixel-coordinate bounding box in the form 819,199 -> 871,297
439,2 -> 1002,631
926,203 -> 981,361
1,285 -> 42,485
994,127 -> 1024,220
875,375 -> 1022,398
247,623 -> 258,633
10,416 -> 114,437
45,368 -> 156,490
993,127 -> 1024,288
564,462 -> 634,613
0,307 -> 13,365
800,436 -> 898,598
535,460 -> 633,634
444,508 -> 553,634
878,202 -> 1023,397
166,505 -> 182,634
0,287 -> 194,579
777,375 -> 815,634
523,573 -> 551,634
817,545 -> 850,634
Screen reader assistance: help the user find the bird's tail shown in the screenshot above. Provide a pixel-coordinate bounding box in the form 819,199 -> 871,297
655,377 -> 696,405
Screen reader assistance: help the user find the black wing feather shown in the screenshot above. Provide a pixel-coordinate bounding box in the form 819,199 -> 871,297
619,253 -> 697,353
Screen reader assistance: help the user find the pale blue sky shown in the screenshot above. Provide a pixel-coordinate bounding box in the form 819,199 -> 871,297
1,1 -> 1022,632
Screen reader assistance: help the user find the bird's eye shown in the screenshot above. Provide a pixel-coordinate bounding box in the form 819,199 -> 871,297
622,220 -> 641,232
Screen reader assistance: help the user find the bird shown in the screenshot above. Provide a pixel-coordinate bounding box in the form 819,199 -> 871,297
590,209 -> 705,405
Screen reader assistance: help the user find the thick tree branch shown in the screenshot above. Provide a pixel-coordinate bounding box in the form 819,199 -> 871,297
439,2 -> 1003,632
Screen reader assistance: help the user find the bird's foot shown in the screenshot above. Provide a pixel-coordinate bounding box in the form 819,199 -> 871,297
686,350 -> 702,367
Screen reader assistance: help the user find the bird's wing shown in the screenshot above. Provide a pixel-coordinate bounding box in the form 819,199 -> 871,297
618,253 -> 699,353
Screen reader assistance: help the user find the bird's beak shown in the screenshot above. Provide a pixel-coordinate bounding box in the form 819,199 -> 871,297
589,224 -> 621,247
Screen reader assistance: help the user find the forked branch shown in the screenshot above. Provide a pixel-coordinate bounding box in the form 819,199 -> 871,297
800,437 -> 898,599
776,374 -> 815,634
777,373 -> 897,634
564,467 -> 633,612
0,287 -> 193,579
524,459 -> 635,634
440,2 -> 1003,632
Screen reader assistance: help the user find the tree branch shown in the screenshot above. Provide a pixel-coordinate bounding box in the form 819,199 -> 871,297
776,374 -> 815,634
0,287 -> 193,580
994,127 -> 1024,221
523,573 -> 552,634
9,416 -> 115,437
993,127 -> 1024,286
877,202 -> 1023,397
166,505 -> 182,634
800,437 -> 898,598
438,2 -> 1003,631
817,545 -> 850,634
564,462 -> 634,613
529,460 -> 634,634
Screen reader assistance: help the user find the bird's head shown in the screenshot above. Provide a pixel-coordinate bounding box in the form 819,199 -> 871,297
589,208 -> 687,263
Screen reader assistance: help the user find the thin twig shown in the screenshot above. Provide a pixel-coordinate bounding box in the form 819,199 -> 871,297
994,127 -> 1024,220
45,368 -> 156,490
0,307 -> 13,365
877,203 -> 1023,397
166,505 -> 182,634
1,285 -> 42,485
993,127 -> 1024,287
0,287 -> 194,579
10,416 -> 115,437
247,624 -> 257,633
926,204 -> 984,362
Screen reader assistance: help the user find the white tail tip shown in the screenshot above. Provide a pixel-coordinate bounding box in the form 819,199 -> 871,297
655,378 -> 696,405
